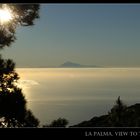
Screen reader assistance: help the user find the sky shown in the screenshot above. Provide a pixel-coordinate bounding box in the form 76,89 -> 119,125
1,4 -> 140,67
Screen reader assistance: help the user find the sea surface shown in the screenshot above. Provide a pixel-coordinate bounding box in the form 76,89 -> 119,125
16,68 -> 140,126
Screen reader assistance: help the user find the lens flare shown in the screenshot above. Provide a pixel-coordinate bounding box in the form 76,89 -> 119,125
0,7 -> 13,24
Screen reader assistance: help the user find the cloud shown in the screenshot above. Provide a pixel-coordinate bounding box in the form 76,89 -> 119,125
18,80 -> 39,87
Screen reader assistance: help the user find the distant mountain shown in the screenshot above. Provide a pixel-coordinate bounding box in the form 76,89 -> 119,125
17,61 -> 100,68
60,61 -> 99,68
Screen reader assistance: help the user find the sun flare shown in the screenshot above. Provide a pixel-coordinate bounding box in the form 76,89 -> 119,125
0,7 -> 13,24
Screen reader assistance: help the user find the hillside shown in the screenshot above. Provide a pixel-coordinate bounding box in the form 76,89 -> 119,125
71,102 -> 140,127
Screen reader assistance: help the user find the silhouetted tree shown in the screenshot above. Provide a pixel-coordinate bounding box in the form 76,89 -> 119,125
0,4 -> 40,127
43,118 -> 69,128
23,110 -> 39,127
0,55 -> 39,127
72,97 -> 140,127
108,96 -> 127,127
0,4 -> 40,49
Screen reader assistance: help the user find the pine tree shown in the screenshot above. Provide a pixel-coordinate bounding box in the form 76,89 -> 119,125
0,4 -> 40,127
0,4 -> 40,49
108,96 -> 127,127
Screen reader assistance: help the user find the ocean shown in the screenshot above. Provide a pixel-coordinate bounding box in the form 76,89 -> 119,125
16,68 -> 140,126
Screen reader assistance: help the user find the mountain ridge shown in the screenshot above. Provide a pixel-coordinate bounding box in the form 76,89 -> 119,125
16,61 -> 101,68
59,61 -> 100,68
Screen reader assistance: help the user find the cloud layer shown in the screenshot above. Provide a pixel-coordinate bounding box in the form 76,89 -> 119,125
18,80 -> 39,87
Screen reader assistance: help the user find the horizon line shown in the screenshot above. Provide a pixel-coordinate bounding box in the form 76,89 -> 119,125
15,66 -> 140,69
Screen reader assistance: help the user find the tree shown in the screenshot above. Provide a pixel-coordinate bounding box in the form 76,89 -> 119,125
0,4 -> 40,127
43,118 -> 69,128
0,4 -> 40,49
108,96 -> 127,127
23,110 -> 39,127
0,55 -> 39,127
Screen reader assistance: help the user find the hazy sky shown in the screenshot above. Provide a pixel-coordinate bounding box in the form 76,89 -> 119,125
1,4 -> 140,67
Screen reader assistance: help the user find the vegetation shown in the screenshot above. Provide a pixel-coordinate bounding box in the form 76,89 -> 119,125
72,97 -> 140,127
43,118 -> 69,128
0,4 -> 40,49
0,4 -> 40,127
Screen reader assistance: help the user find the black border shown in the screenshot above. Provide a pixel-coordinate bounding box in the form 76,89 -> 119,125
0,0 -> 140,4
1,128 -> 140,137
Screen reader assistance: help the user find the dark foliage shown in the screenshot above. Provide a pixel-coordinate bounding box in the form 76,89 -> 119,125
0,4 -> 40,127
108,96 -> 127,127
23,110 -> 39,127
0,4 -> 40,49
0,55 -> 39,127
43,118 -> 69,128
72,97 -> 140,127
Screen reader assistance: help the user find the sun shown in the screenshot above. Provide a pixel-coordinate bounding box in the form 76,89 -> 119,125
0,7 -> 13,24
